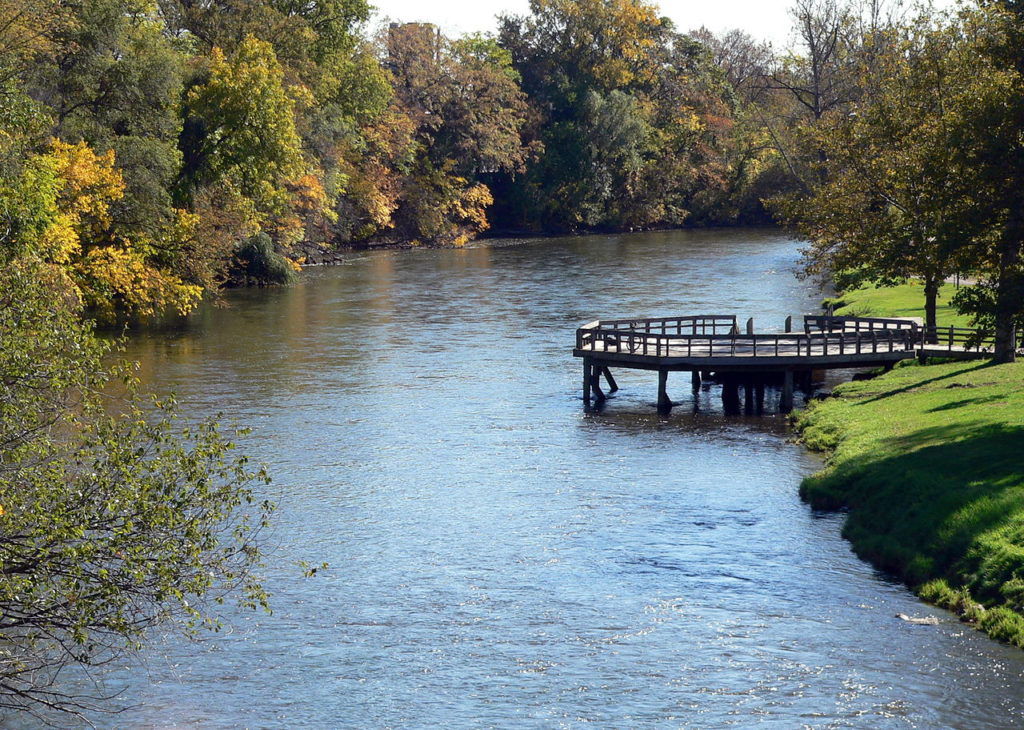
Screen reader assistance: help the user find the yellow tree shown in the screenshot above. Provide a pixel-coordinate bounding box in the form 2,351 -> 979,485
179,36 -> 315,271
8,140 -> 201,318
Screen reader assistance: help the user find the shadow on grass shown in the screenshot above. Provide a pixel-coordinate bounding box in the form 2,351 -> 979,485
853,361 -> 997,405
926,394 -> 1005,413
802,421 -> 1024,631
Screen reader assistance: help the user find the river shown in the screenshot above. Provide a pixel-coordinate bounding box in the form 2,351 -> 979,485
94,229 -> 1024,727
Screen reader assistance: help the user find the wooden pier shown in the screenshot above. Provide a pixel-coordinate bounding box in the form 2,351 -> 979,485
573,314 -> 995,412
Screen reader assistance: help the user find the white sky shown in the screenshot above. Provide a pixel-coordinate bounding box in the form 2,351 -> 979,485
369,0 -> 963,49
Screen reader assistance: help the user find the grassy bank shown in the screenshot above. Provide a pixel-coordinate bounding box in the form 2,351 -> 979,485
825,281 -> 972,327
796,360 -> 1024,646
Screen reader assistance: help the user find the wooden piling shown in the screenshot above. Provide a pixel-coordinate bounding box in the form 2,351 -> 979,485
602,367 -> 618,392
590,366 -> 606,403
691,370 -> 701,389
583,358 -> 592,404
657,369 -> 670,411
785,315 -> 793,333
780,370 -> 794,412
721,378 -> 741,415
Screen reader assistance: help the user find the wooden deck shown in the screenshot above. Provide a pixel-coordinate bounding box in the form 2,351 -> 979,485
573,314 -> 999,412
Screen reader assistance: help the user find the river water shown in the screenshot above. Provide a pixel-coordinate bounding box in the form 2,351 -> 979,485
96,229 -> 1024,727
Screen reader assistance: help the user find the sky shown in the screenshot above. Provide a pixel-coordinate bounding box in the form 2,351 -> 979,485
369,0 -> 963,49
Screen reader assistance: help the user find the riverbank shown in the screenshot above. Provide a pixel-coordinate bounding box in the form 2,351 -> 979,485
795,359 -> 1024,646
294,223 -> 781,266
824,281 -> 971,327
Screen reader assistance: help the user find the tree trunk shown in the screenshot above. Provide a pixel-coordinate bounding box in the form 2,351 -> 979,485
923,276 -> 939,344
993,217 -> 1023,363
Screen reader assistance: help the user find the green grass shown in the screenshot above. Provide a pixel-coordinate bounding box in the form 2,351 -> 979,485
795,360 -> 1024,646
825,281 -> 973,327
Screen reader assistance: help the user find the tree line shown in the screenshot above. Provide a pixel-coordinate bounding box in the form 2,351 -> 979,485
3,0 -> 1020,358
0,0 -> 842,320
3,1 -> 1023,357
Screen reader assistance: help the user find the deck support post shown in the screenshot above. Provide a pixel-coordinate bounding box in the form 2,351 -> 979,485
590,366 -> 606,403
755,383 -> 765,414
780,370 -> 794,413
743,381 -> 754,414
721,378 -> 741,415
657,369 -> 671,412
691,370 -> 701,389
602,367 -> 618,392
582,358 -> 593,404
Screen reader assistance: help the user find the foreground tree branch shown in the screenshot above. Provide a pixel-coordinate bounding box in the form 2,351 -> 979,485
0,259 -> 274,721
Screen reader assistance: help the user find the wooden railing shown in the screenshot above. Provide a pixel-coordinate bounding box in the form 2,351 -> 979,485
577,326 -> 918,359
576,315 -> 1024,360
804,315 -> 919,335
591,315 -> 738,336
918,325 -> 994,352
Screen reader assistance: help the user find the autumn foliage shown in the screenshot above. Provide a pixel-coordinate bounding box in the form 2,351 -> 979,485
0,0 -> 798,321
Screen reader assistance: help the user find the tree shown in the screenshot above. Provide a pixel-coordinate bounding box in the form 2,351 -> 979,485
177,34 -> 316,279
777,14 -> 976,334
0,257 -> 272,720
179,37 -> 304,210
1,138 -> 202,318
496,0 -> 733,230
25,0 -> 186,243
0,0 -> 63,83
762,0 -> 904,190
945,1 -> 1024,361
383,23 -> 531,242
